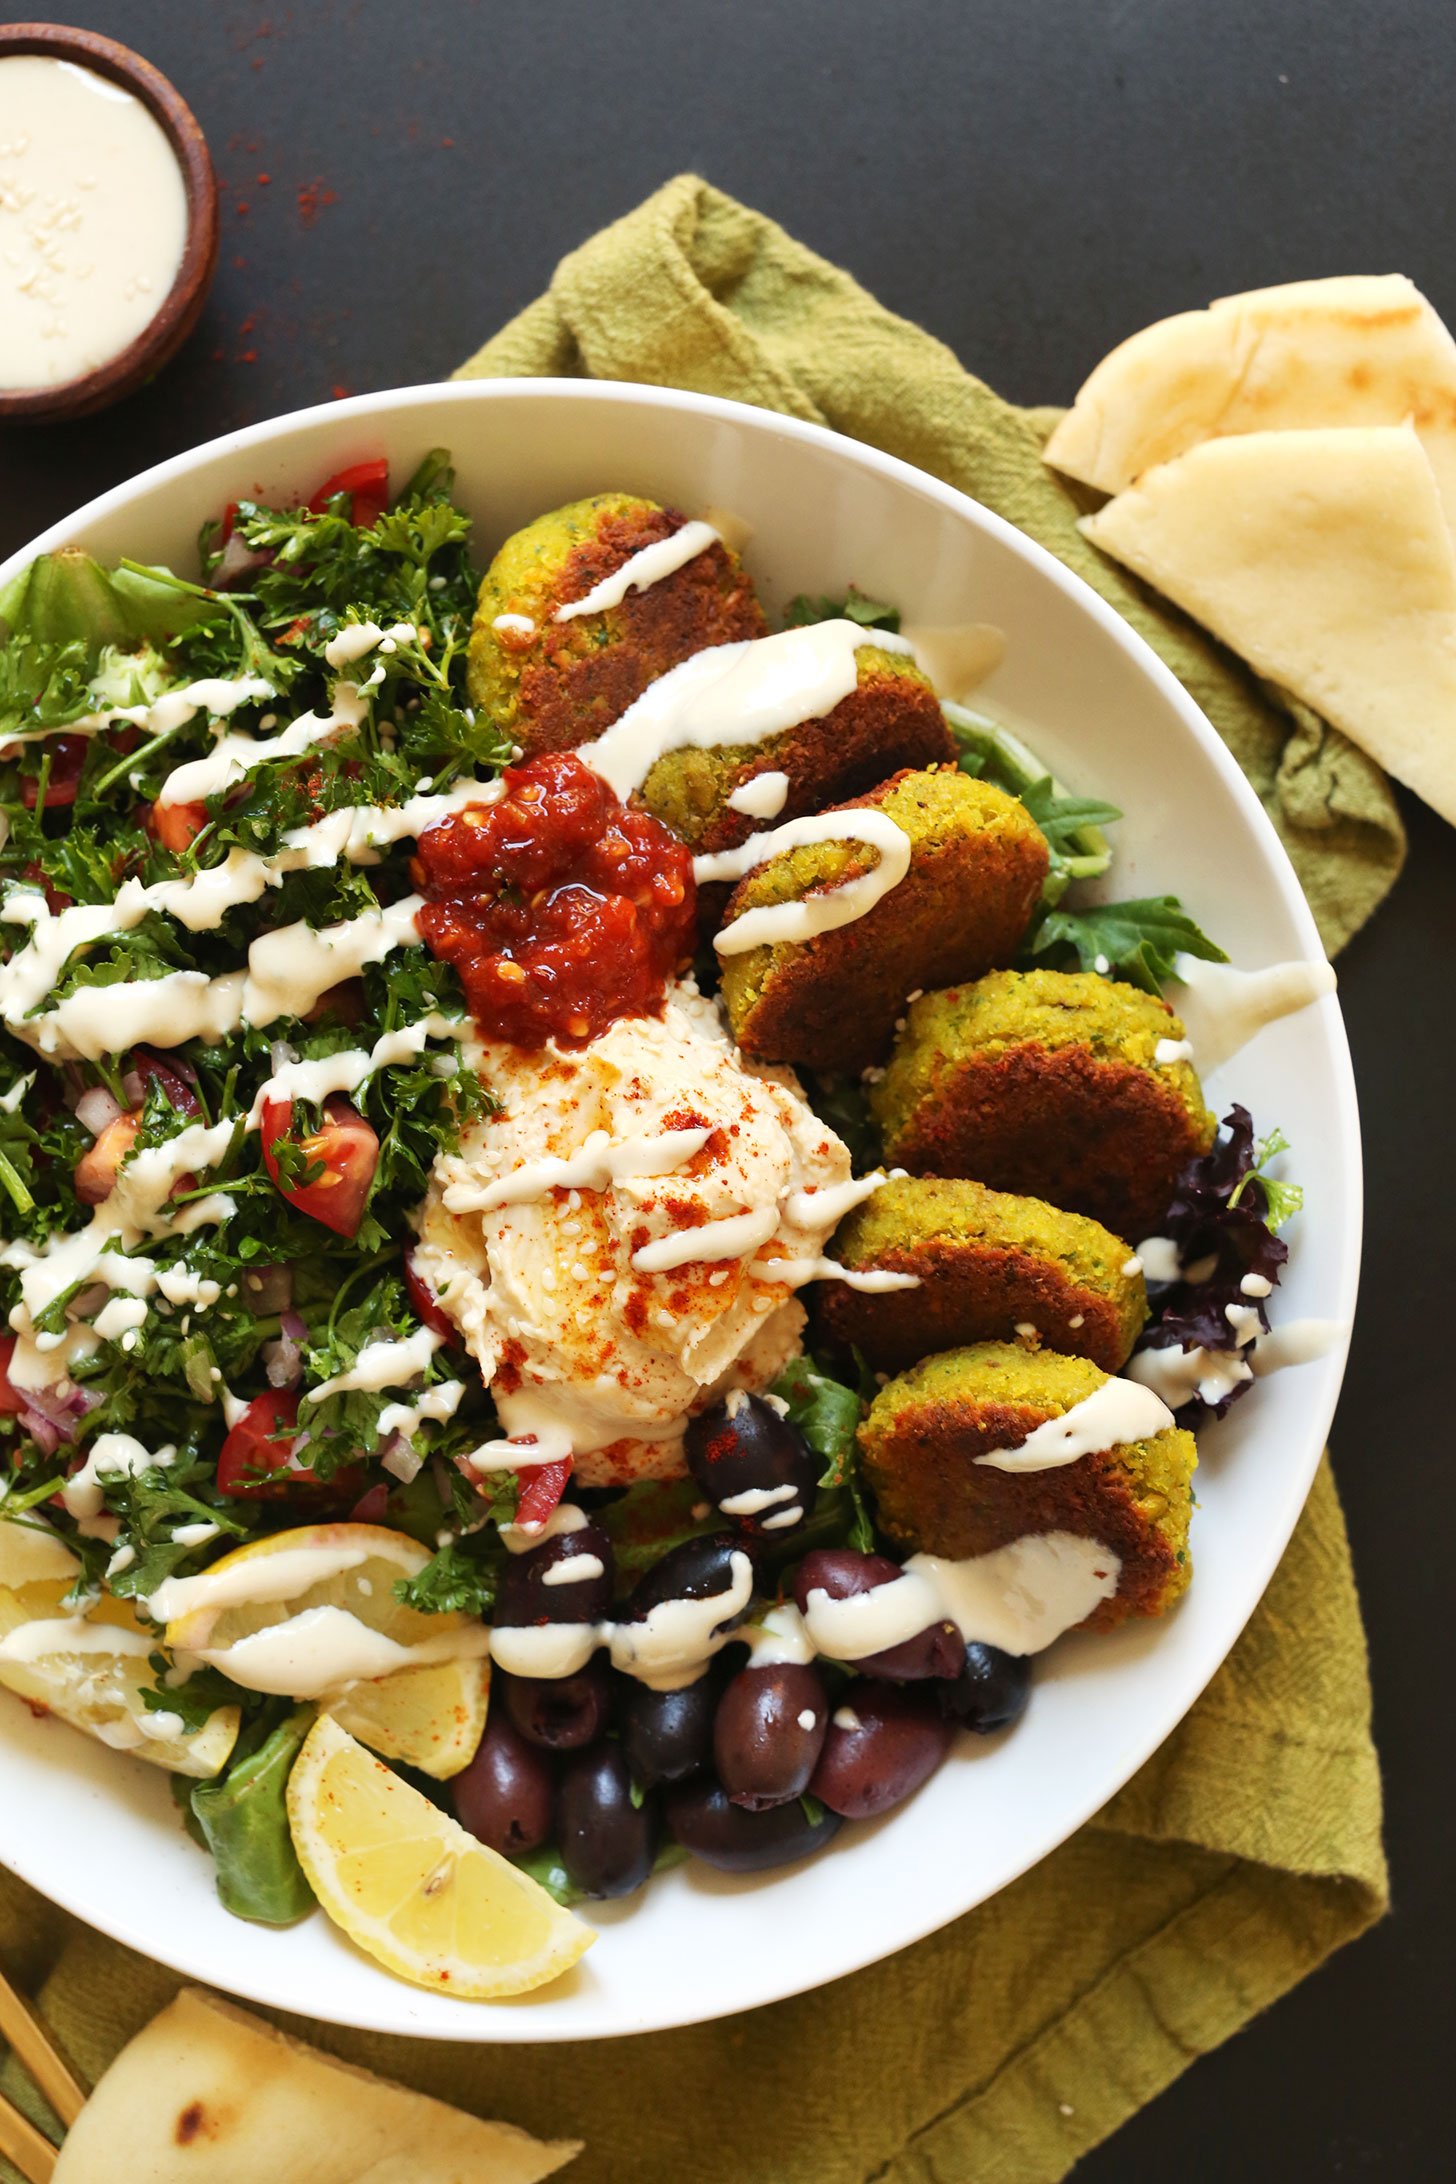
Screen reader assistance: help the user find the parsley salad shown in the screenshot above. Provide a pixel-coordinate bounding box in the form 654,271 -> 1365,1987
0,461 -> 1334,1997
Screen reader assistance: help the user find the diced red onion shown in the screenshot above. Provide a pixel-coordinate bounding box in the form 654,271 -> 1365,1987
119,1070 -> 144,1108
348,1481 -> 391,1524
19,1380 -> 87,1434
74,1086 -> 124,1139
269,1040 -> 299,1072
280,1308 -> 309,1344
380,1434 -> 422,1484
71,1282 -> 110,1320
262,1335 -> 301,1388
18,1404 -> 62,1456
240,1263 -> 292,1314
212,531 -> 270,590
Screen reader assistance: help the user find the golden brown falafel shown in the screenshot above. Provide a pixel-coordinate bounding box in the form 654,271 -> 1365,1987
640,646 -> 954,855
817,1175 -> 1147,1372
858,1342 -> 1196,1630
468,494 -> 765,751
716,769 -> 1048,1073
871,969 -> 1215,1240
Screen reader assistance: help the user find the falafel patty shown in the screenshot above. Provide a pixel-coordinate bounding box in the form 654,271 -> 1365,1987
467,493 -> 765,751
871,968 -> 1215,1240
859,1341 -> 1196,1630
717,768 -> 1048,1073
817,1174 -> 1148,1372
640,643 -> 955,857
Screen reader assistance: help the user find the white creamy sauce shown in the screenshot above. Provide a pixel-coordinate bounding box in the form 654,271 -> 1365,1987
376,1380 -> 466,1442
974,1375 -> 1175,1474
553,520 -> 719,622
577,620 -> 916,800
697,810 -> 912,957
245,1012 -> 464,1125
196,1603 -> 492,1700
492,612 -> 536,638
541,1554 -> 605,1586
782,1169 -> 897,1231
0,57 -> 189,391
0,1616 -> 155,1664
726,770 -> 790,819
631,1205 -> 781,1273
304,1327 -> 442,1405
805,1533 -> 1122,1660
442,1126 -> 709,1215
1249,1317 -> 1345,1374
757,1254 -> 920,1293
895,621 -> 1005,702
156,673 -> 376,810
718,1482 -> 798,1516
1171,954 -> 1337,1075
493,1547 -> 755,1692
740,1602 -> 816,1667
241,895 -> 425,1031
1135,1235 -> 1183,1285
1153,1037 -> 1193,1066
322,620 -> 416,669
146,1541 -> 372,1627
60,1432 -> 175,1520
0,674 -> 273,749
498,1501 -> 590,1555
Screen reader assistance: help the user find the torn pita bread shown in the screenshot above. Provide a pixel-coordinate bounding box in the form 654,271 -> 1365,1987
53,1987 -> 580,2184
1045,274 -> 1456,531
1081,422 -> 1456,826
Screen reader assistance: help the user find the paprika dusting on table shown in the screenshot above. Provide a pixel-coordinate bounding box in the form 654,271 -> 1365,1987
412,751 -> 696,1048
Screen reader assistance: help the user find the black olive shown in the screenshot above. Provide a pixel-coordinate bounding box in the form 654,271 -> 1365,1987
618,1675 -> 715,1786
713,1662 -> 828,1809
451,1710 -> 554,1856
493,1520 -> 615,1628
939,1642 -> 1033,1733
665,1777 -> 842,1872
556,1743 -> 657,1899
627,1531 -> 757,1634
790,1546 -> 960,1677
809,1684 -> 952,1819
501,1660 -> 612,1750
684,1394 -> 818,1537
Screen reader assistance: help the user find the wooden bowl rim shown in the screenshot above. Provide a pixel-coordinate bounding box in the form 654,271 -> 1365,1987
0,22 -> 219,420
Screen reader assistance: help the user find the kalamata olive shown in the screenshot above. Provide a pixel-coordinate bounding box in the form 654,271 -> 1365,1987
557,1743 -> 657,1899
628,1531 -> 757,1633
713,1662 -> 828,1810
451,1710 -> 554,1856
809,1684 -> 953,1819
665,1777 -> 843,1871
684,1393 -> 818,1537
791,1546 -> 960,1679
940,1642 -> 1033,1733
619,1675 -> 714,1786
501,1660 -> 611,1751
493,1519 -> 615,1628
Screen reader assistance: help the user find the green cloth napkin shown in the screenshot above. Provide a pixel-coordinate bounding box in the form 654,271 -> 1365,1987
1,177 -> 1390,2184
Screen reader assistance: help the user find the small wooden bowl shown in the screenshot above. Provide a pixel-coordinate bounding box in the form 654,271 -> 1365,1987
0,23 -> 219,422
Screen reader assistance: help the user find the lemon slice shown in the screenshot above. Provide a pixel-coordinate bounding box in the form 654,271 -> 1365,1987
161,1523 -> 488,1779
287,1713 -> 594,1997
0,1520 -> 238,1777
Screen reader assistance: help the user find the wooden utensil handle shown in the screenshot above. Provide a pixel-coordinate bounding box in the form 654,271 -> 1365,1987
0,2090 -> 56,2184
0,1970 -> 85,2126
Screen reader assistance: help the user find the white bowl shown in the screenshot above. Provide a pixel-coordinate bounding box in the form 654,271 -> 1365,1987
0,380 -> 1360,2041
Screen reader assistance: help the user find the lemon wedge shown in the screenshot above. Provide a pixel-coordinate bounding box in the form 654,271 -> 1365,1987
0,1520 -> 238,1777
160,1522 -> 488,1779
287,1713 -> 594,1997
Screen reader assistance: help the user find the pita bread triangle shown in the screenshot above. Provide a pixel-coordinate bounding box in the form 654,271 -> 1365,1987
53,1987 -> 580,2184
1081,422 -> 1456,826
1046,274 -> 1456,535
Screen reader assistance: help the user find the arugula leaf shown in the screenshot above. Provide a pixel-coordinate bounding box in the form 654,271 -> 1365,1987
784,586 -> 902,633
1021,895 -> 1227,996
944,701 -> 1116,900
187,1704 -> 316,1924
770,1356 -> 876,1554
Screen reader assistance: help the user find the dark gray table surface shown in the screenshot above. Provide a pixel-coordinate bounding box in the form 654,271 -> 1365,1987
1,5 -> 1449,2176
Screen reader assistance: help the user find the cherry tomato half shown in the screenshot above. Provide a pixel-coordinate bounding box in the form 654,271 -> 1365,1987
404,1248 -> 456,1341
259,1093 -> 380,1239
308,458 -> 389,528
215,1388 -> 363,1504
148,797 -> 209,854
514,1459 -> 573,1532
0,1336 -> 27,1417
21,736 -> 87,810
